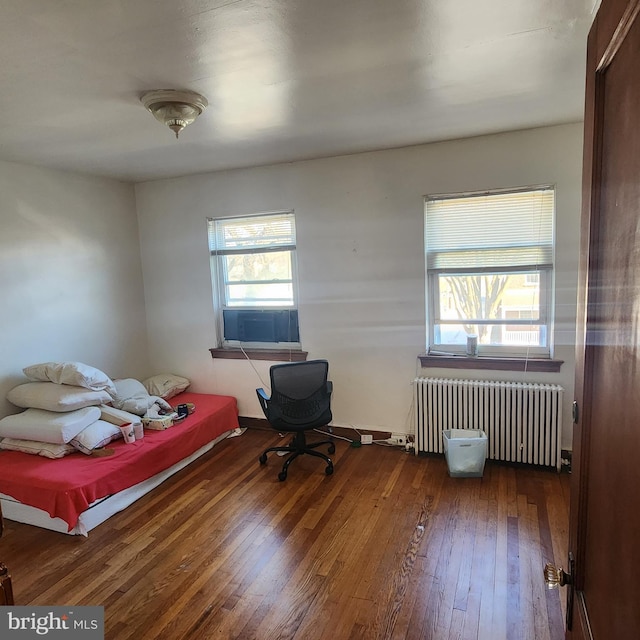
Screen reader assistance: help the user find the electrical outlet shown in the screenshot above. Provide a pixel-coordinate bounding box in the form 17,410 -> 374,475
387,434 -> 408,446
361,434 -> 373,445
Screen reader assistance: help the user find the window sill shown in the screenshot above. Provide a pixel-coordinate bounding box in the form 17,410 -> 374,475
209,348 -> 308,362
418,354 -> 563,373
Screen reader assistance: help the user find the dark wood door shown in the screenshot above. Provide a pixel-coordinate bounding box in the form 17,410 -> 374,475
0,502 -> 14,605
569,0 -> 640,638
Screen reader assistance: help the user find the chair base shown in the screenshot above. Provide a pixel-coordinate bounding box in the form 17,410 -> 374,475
259,431 -> 335,481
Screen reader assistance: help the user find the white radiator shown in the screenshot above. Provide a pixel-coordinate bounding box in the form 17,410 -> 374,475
414,377 -> 564,470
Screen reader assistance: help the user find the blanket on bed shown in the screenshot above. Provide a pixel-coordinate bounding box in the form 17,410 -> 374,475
0,392 -> 238,531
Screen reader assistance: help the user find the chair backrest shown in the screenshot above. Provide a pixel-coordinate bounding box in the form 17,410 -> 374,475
265,360 -> 332,430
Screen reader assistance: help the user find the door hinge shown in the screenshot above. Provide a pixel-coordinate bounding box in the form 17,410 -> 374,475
572,401 -> 579,423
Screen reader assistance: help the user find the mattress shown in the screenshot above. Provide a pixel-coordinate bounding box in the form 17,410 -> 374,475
0,392 -> 238,535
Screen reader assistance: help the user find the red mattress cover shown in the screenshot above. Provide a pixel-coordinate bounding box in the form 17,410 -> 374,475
0,392 -> 238,531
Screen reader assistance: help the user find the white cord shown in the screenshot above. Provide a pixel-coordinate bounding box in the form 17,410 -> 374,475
239,343 -> 270,391
314,428 -> 352,443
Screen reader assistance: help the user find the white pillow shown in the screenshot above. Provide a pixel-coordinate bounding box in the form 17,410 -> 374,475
23,361 -> 116,396
143,374 -> 190,399
0,438 -> 76,459
70,419 -> 122,455
7,382 -> 111,412
113,378 -> 148,401
0,406 -> 101,444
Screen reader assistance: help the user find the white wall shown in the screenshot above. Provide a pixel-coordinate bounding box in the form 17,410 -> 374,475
135,123 -> 583,449
0,160 -> 149,419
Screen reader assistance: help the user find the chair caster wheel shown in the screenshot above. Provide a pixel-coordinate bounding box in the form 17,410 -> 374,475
325,464 -> 334,476
328,443 -> 336,454
259,454 -> 267,465
278,471 -> 288,481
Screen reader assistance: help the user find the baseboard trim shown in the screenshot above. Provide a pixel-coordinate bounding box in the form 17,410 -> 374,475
238,416 -> 392,442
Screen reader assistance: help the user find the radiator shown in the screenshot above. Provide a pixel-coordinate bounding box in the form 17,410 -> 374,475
414,377 -> 563,470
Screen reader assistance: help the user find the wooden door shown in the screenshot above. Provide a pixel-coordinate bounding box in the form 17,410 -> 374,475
569,0 -> 640,638
0,502 -> 13,605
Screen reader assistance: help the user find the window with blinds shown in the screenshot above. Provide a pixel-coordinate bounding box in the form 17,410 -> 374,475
424,186 -> 555,357
207,211 -> 300,346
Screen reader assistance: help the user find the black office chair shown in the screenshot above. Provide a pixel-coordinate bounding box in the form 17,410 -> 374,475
257,360 -> 335,481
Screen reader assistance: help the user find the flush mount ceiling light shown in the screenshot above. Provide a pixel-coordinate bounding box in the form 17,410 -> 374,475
141,89 -> 208,139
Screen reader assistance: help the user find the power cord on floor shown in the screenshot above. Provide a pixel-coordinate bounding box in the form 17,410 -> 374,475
314,427 -> 408,449
314,428 -> 352,443
349,424 -> 402,448
314,428 -> 363,448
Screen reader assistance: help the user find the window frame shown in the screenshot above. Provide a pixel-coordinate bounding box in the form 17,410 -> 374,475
424,186 -> 555,359
427,266 -> 553,357
208,210 -> 301,350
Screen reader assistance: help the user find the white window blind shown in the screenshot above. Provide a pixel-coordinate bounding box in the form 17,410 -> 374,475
425,187 -> 554,271
208,212 -> 296,255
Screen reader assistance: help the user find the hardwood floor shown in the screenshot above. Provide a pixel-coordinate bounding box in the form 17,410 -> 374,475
0,427 -> 570,640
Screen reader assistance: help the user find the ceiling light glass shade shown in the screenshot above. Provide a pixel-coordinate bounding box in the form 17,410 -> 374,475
141,89 -> 208,138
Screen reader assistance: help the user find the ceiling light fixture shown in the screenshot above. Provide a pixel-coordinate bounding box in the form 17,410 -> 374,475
141,89 -> 208,139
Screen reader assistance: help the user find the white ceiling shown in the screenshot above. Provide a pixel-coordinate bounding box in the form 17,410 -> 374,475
0,0 -> 598,183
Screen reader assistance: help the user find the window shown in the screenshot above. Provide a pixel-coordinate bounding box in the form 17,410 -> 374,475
207,211 -> 300,348
424,186 -> 555,357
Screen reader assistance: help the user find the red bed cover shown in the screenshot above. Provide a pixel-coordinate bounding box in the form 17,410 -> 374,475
0,392 -> 238,531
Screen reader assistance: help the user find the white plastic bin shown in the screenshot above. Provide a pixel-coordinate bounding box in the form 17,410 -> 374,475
443,429 -> 488,478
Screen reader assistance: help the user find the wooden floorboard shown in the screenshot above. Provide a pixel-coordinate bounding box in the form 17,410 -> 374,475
0,427 -> 570,640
